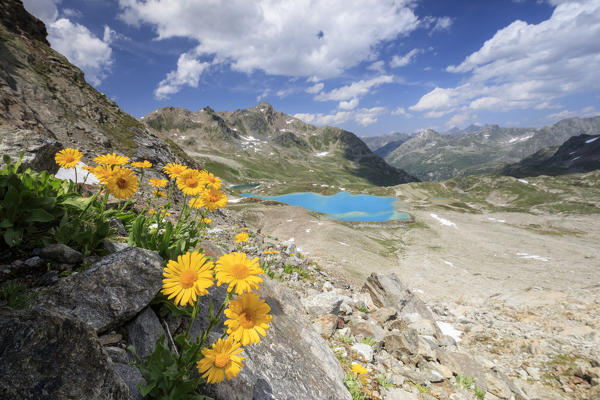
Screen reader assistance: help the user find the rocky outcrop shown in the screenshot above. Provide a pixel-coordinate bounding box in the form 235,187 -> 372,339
197,278 -> 352,400
0,0 -> 195,174
36,247 -> 163,333
0,308 -> 129,400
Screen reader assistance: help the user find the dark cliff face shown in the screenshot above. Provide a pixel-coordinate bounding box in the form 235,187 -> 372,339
0,0 -> 49,45
0,0 -> 194,171
501,134 -> 600,178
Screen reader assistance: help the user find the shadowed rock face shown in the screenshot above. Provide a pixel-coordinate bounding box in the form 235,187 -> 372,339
0,308 -> 130,400
36,247 -> 163,333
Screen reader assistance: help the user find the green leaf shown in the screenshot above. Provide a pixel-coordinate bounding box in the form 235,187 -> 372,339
139,382 -> 157,397
25,208 -> 56,223
3,228 -> 23,247
59,196 -> 92,210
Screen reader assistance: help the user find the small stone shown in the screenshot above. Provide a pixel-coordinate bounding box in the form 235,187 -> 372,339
37,243 -> 83,264
110,218 -> 128,236
101,240 -> 129,253
24,256 -> 45,269
98,332 -> 122,346
313,314 -> 339,338
36,270 -> 59,286
372,307 -> 397,324
126,307 -> 165,359
351,343 -> 374,362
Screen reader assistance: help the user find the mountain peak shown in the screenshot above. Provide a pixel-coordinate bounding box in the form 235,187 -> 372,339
0,0 -> 49,45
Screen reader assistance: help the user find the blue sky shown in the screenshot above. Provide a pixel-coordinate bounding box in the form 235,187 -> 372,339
23,0 -> 600,136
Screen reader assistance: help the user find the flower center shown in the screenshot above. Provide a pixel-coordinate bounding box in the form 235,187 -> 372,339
116,177 -> 128,189
209,194 -> 219,202
186,177 -> 198,188
179,269 -> 198,289
231,263 -> 250,279
239,309 -> 256,329
65,155 -> 75,163
214,353 -> 230,368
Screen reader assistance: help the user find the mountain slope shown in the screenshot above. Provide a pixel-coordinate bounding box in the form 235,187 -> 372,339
0,0 -> 192,172
501,134 -> 600,178
143,103 -> 418,188
360,132 -> 413,154
384,117 -> 600,181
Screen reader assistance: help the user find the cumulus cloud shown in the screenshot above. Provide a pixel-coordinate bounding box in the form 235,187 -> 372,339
295,106 -> 386,126
314,75 -> 393,102
118,0 -> 420,97
305,82 -> 324,94
422,16 -> 453,35
390,48 -> 422,68
367,60 -> 386,74
155,52 -> 210,99
411,1 -> 600,117
545,105 -> 598,121
23,0 -> 113,86
392,106 -> 412,118
445,113 -> 474,128
338,98 -> 359,110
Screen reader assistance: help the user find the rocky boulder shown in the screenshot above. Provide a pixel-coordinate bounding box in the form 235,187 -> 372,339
0,308 -> 129,400
36,247 -> 163,333
199,277 -> 352,400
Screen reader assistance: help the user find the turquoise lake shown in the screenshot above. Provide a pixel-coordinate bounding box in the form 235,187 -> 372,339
240,192 -> 411,222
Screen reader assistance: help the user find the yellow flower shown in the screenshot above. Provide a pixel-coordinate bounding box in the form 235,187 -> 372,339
94,152 -> 130,166
203,218 -> 212,224
351,363 -> 368,375
149,178 -> 168,188
131,160 -> 152,168
263,250 -> 279,255
152,190 -> 166,197
163,162 -> 188,179
177,169 -> 205,196
234,232 -> 249,243
201,187 -> 228,211
106,167 -> 138,199
148,208 -> 156,215
161,251 -> 215,307
199,170 -> 222,189
89,165 -> 113,184
188,197 -> 205,209
196,337 -> 244,384
224,292 -> 272,345
215,252 -> 263,295
55,148 -> 82,169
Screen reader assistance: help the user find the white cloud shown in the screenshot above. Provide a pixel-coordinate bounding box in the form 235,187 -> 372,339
305,82 -> 324,94
295,106 -> 386,126
545,106 -> 598,121
411,1 -> 600,116
62,8 -> 82,18
23,0 -> 113,86
422,16 -> 454,35
118,0 -> 420,96
155,52 -> 210,99
47,19 -> 113,86
445,113 -> 474,128
314,75 -> 393,101
338,98 -> 359,110
392,106 -> 412,118
390,48 -> 422,68
367,60 -> 386,74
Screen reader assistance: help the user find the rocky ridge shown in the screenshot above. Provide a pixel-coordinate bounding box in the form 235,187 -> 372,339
501,134 -> 600,178
0,0 -> 194,175
375,117 -> 600,181
142,104 -> 418,187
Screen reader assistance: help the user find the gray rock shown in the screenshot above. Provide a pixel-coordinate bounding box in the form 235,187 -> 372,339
37,243 -> 83,264
0,129 -> 61,172
382,387 -> 419,400
36,270 -> 59,286
313,314 -> 339,338
438,352 -> 487,392
384,329 -> 420,359
113,363 -> 145,400
301,290 -> 352,316
24,256 -> 45,268
351,343 -> 374,362
362,273 -> 442,337
110,218 -> 128,236
0,308 -> 129,400
485,372 -> 512,399
36,247 -> 163,333
102,240 -> 130,253
350,319 -> 386,343
126,307 -> 165,360
371,306 -> 398,324
201,277 -> 352,400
